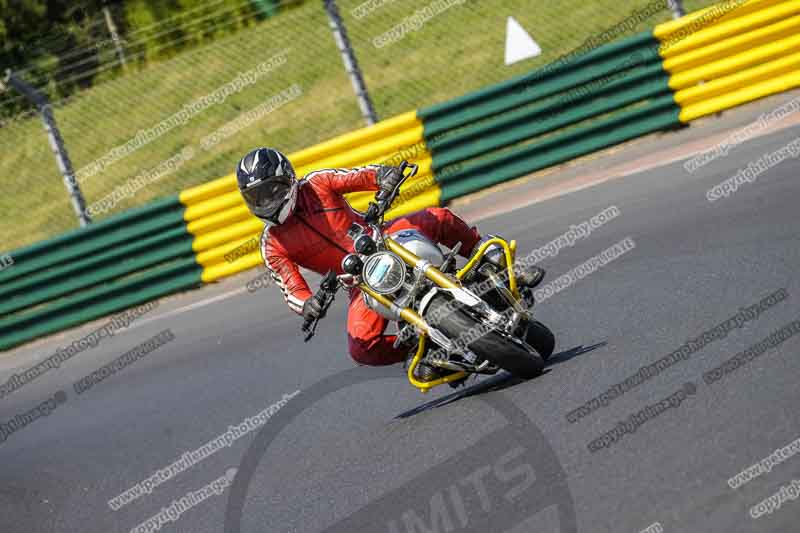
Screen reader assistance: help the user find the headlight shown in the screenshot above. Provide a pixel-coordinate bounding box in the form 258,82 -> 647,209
363,252 -> 406,294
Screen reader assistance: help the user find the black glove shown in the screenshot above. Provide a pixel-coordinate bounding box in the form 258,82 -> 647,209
302,293 -> 326,322
376,165 -> 403,201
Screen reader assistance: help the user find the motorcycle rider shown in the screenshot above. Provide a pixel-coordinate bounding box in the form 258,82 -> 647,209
236,147 -> 544,381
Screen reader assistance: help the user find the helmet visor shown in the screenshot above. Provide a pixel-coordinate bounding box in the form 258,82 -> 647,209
242,176 -> 293,217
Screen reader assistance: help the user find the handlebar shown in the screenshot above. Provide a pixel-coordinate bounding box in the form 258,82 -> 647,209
301,270 -> 339,342
364,161 -> 418,226
302,161 -> 417,340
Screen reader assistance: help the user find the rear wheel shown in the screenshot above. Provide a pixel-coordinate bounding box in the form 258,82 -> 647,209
425,294 -> 544,379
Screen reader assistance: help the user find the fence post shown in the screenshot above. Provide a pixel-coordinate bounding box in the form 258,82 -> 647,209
323,0 -> 378,126
102,5 -> 128,67
2,70 -> 92,226
667,0 -> 686,19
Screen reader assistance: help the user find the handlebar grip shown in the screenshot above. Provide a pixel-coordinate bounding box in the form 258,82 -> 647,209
302,271 -> 338,340
364,202 -> 380,224
321,271 -> 338,292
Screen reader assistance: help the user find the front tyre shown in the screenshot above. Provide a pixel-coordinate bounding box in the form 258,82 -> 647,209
426,295 -> 544,379
522,320 -> 555,361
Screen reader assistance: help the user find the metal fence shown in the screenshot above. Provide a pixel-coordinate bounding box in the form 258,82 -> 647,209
0,0 -> 717,251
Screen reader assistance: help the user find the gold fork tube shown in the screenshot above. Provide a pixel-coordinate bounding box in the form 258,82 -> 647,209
384,237 -> 460,290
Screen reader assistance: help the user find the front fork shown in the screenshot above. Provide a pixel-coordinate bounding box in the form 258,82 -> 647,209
360,236 -> 519,393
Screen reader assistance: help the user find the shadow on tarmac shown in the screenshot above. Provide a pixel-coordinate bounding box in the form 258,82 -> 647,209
395,341 -> 607,418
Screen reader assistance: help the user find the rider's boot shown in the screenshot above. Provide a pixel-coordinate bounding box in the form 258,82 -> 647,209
473,235 -> 546,289
516,263 -> 545,289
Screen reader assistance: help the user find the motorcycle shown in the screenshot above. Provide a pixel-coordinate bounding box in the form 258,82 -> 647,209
301,161 -> 555,393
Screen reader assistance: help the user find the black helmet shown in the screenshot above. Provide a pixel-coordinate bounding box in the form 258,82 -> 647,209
236,147 -> 298,225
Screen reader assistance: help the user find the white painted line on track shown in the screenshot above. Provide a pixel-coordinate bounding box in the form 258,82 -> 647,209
125,286 -> 249,333
462,103 -> 800,223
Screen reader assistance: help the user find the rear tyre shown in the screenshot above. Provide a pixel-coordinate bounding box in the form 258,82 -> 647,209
426,294 -> 544,379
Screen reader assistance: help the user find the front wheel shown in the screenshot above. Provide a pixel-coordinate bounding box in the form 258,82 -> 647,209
521,319 -> 555,361
425,295 -> 544,379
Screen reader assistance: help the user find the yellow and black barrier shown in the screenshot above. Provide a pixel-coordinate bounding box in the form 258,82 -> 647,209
656,0 -> 800,121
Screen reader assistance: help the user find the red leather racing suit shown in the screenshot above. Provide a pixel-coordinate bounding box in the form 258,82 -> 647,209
259,167 -> 482,365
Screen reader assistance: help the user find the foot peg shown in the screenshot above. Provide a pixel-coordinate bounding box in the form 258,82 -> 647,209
412,362 -> 442,383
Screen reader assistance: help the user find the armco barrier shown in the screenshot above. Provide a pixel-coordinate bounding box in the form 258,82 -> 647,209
2,0 -> 798,351
420,0 -> 799,201
655,0 -> 800,122
419,30 -> 680,202
0,197 -> 202,350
